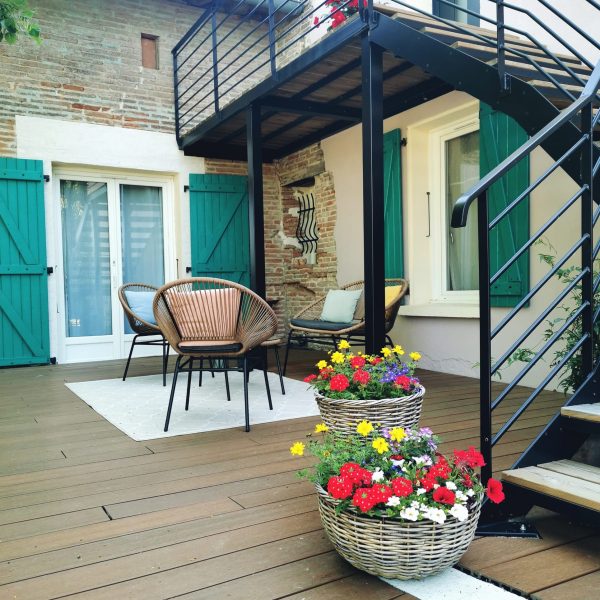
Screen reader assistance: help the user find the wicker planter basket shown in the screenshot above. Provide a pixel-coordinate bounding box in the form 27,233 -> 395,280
316,483 -> 481,580
315,385 -> 425,437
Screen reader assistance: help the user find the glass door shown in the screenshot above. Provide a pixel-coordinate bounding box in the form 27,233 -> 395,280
57,173 -> 173,363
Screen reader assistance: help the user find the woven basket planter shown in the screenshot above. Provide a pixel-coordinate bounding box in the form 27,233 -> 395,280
316,483 -> 481,580
315,385 -> 425,437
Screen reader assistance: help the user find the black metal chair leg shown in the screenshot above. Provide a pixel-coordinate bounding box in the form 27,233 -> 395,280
185,358 -> 193,411
162,338 -> 169,387
283,330 -> 293,376
210,359 -> 215,378
273,347 -> 285,395
164,355 -> 182,432
243,355 -> 250,432
262,355 -> 273,410
199,358 -> 203,387
386,335 -> 394,347
224,359 -> 231,402
122,334 -> 139,381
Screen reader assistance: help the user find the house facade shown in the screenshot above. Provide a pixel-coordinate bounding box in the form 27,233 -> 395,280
0,0 -> 596,396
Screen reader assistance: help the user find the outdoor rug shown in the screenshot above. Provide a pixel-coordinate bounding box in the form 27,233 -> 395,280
66,371 -> 318,441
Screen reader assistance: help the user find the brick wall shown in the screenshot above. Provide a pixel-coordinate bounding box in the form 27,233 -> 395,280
0,0 -> 201,155
205,143 -> 339,335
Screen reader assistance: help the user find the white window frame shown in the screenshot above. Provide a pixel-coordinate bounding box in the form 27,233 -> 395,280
429,114 -> 480,305
52,166 -> 176,363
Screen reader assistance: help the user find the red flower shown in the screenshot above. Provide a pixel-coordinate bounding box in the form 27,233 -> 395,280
463,473 -> 473,488
352,487 -> 377,512
370,357 -> 383,365
319,368 -> 332,380
486,478 -> 505,504
327,476 -> 354,499
329,373 -> 349,392
313,16 -> 320,26
352,369 -> 370,385
394,375 -> 412,390
391,477 -> 413,497
433,486 -> 456,505
454,446 -> 486,470
340,462 -> 364,485
359,468 -> 372,486
303,374 -> 317,383
420,474 -> 436,492
371,483 -> 393,504
350,355 -> 366,369
330,10 -> 347,28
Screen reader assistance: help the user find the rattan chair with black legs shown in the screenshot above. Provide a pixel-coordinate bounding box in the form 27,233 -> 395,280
118,283 -> 169,386
283,278 -> 408,374
153,278 -> 278,432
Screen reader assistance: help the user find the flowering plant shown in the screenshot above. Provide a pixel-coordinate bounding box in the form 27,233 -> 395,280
313,0 -> 366,31
291,421 -> 504,524
303,340 -> 422,400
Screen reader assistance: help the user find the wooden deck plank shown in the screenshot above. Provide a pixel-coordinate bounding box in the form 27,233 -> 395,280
532,569 -> 600,600
282,573 -> 409,599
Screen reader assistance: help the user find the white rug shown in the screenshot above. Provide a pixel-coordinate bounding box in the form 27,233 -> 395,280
66,371 -> 318,441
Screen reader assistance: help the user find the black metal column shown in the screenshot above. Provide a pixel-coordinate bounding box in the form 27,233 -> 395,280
247,103 -> 266,298
478,191 -> 493,485
361,36 -> 385,353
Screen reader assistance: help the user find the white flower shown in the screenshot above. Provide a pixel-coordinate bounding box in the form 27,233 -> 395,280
433,483 -> 440,489
371,468 -> 385,483
414,455 -> 433,467
450,504 -> 469,522
391,458 -> 405,468
466,489 -> 475,497
410,500 -> 420,509
416,487 -> 427,496
455,490 -> 467,502
445,481 -> 457,490
400,507 -> 419,521
424,508 -> 447,524
386,495 -> 401,507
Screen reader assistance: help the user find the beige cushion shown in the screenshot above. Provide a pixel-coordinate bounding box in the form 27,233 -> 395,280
166,288 -> 241,339
353,291 -> 365,320
385,285 -> 402,306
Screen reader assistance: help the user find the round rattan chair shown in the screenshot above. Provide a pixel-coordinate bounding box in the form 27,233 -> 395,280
153,278 -> 278,432
118,283 -> 169,386
283,278 -> 408,374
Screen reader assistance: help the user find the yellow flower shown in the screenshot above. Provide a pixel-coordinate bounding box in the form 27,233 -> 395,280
347,352 -> 354,359
331,351 -> 345,364
410,351 -> 421,361
337,339 -> 351,350
372,437 -> 390,454
317,360 -> 328,370
314,423 -> 329,433
393,345 -> 405,355
381,347 -> 392,357
390,427 -> 406,442
290,442 -> 305,456
356,420 -> 374,436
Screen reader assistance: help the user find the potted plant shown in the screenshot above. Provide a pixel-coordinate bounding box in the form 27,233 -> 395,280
290,423 -> 505,579
303,341 -> 425,436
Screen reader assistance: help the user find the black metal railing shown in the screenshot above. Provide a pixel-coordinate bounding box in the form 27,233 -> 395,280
452,60 -> 600,484
173,0 -> 600,143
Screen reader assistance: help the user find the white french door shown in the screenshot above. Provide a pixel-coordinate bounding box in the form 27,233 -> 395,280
55,171 -> 175,363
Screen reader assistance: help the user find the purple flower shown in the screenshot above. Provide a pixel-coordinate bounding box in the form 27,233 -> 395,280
419,427 -> 433,436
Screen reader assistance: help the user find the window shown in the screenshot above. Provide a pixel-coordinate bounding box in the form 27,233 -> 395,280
432,0 -> 480,26
141,34 -> 159,69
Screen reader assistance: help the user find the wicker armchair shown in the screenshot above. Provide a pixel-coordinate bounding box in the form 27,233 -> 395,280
118,283 -> 169,386
283,278 -> 408,374
153,278 -> 278,432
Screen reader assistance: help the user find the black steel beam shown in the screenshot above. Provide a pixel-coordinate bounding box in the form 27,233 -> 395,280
261,96 -> 361,121
361,37 -> 385,354
247,103 -> 266,298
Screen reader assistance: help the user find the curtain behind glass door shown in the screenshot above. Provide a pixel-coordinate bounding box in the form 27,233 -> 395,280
61,181 -> 112,337
120,184 -> 165,333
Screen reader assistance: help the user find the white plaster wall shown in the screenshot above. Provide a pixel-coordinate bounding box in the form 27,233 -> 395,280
322,92 -> 584,389
15,115 -> 204,362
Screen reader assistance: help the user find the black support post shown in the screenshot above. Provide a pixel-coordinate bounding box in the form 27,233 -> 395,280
361,37 -> 385,353
247,103 -> 266,298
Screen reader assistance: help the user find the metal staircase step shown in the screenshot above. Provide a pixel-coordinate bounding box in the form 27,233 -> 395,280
562,403 -> 600,423
503,461 -> 600,511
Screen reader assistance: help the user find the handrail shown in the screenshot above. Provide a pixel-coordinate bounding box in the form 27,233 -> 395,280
451,60 -> 600,229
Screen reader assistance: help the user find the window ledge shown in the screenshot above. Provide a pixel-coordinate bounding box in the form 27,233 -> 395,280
397,303 -> 479,319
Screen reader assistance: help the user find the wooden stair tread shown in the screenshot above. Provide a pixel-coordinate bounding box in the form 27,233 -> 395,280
502,463 -> 600,511
562,403 -> 600,423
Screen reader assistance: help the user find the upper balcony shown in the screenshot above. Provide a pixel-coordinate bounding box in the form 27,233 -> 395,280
172,1 -> 597,161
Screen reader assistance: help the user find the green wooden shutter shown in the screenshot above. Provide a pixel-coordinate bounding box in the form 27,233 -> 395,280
0,157 -> 50,366
189,173 -> 250,286
384,129 -> 404,278
480,103 -> 530,307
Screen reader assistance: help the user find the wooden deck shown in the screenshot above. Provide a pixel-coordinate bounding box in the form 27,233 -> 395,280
0,350 -> 597,599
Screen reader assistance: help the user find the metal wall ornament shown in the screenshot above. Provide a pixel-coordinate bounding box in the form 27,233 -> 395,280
294,186 -> 319,263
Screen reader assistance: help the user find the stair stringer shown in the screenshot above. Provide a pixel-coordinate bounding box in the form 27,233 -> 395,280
370,14 -> 600,198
